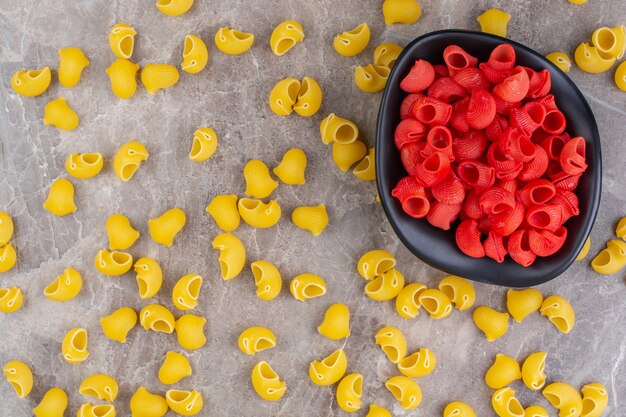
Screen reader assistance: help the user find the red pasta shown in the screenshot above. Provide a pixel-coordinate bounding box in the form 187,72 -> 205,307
456,219 -> 485,258
394,118 -> 427,149
498,127 -> 536,162
427,77 -> 468,103
487,44 -> 516,72
489,201 -> 525,236
400,141 -> 423,177
467,89 -> 496,129
550,190 -> 580,223
433,64 -> 450,78
517,179 -> 556,206
510,102 -> 546,135
427,201 -> 462,230
559,136 -> 588,175
536,94 -> 558,111
392,177 -> 431,218
526,204 -> 563,232
542,109 -> 566,134
400,59 -> 436,93
485,114 -> 509,142
493,66 -> 530,103
415,152 -> 451,186
527,69 -> 551,98
494,94 -> 521,115
413,96 -> 453,126
423,126 -> 455,161
450,97 -> 471,133
457,160 -> 496,191
484,231 -> 507,263
453,68 -> 492,91
518,144 -> 549,182
479,188 -> 515,215
443,45 -> 478,75
453,130 -> 487,160
508,230 -> 537,266
400,93 -> 423,120
479,61 -> 511,84
541,134 -> 568,160
529,227 -> 567,257
432,174 -> 465,205
496,178 -> 518,194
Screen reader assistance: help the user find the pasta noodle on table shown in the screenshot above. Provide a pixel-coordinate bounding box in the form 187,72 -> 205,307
382,0 -> 421,25
44,97 -> 79,131
291,204 -> 328,236
215,27 -> 254,55
172,274 -> 203,310
290,273 -> 327,301
133,257 -> 163,298
106,58 -> 140,99
398,348 -> 436,377
58,47 -> 89,87
238,326 -> 276,355
374,43 -> 403,68
385,375 -> 422,410
580,383 -> 609,417
320,113 -> 359,145
591,26 -> 625,59
506,288 -> 543,322
575,236 -> 591,261
43,178 -> 77,216
159,351 -> 192,385
375,326 -> 407,364
521,352 -> 547,391
130,387 -> 169,417
574,42 -> 616,73
149,207 -> 186,246
189,127 -> 218,162
237,198 -> 282,228
166,389 -> 203,416
539,295 -> 575,334
616,61 -> 626,91
113,141 -> 149,181
616,216 -> 626,239
0,211 -> 13,245
354,64 -> 390,93
44,267 -> 82,302
66,153 -> 104,179
109,23 -> 136,59
270,20 -> 304,56
3,360 -> 33,397
175,314 -> 207,350
94,249 -> 133,276
309,349 -> 347,386
268,78 -> 300,116
79,374 -> 118,401
365,268 -> 404,301
438,275 -> 475,310
546,52 -> 572,73
336,373 -> 363,412
317,303 -> 350,340
250,260 -> 282,300
484,354 -> 521,389
357,249 -> 396,280
206,194 -> 240,232
476,8 -> 511,37
524,406 -> 549,417
417,288 -> 453,319
251,361 -> 287,401
333,23 -> 370,57
244,160 -> 279,198
62,327 -> 89,364
100,307 -> 137,343
591,239 -> 626,274
542,382 -> 583,417
0,286 -> 22,312
366,405 -> 392,417
273,148 -> 307,185
141,64 -> 180,94
11,67 -> 51,97
181,34 -> 208,74
106,214 -> 140,250
156,0 -> 194,16
332,140 -> 367,172
0,244 -> 17,273
472,306 -> 509,341
353,148 -> 376,181
568,0 -> 587,3
443,402 -> 477,417
212,233 -> 246,280
140,304 -> 175,333
292,76 -> 323,117
76,403 -> 115,417
491,387 -> 524,417
33,387 -> 68,417
395,282 -> 427,318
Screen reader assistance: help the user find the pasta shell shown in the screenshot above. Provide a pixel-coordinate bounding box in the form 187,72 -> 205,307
521,351 -> 547,391
0,286 -> 23,312
94,249 -> 133,276
492,387 -> 524,417
543,382 -> 583,417
385,375 -> 422,410
546,52 -> 572,73
320,113 -> 359,145
375,326 -> 407,364
181,34 -> 209,74
309,349 -> 347,386
175,314 -> 207,350
130,387 -> 168,417
0,211 -> 14,246
106,59 -> 140,99
140,304 -> 175,334
113,141 -> 149,181
148,207 -> 186,246
250,260 -> 282,301
506,288 -> 543,322
354,64 -> 390,93
269,78 -> 301,116
11,67 -> 51,97
540,295 -> 575,334
77,403 -> 115,417
365,405 -> 392,417
332,140 -> 367,172
156,0 -> 194,16
58,47 -> 89,88
581,383 -> 609,417
398,348 -> 436,377
382,0 -> 422,25
374,43 -> 403,68
251,361 -> 287,401
141,64 -> 180,94
438,275 -> 476,310
206,194 -> 240,232
62,327 -> 89,364
353,148 -> 376,181
100,307 -> 137,343
616,61 -> 626,91
66,153 -> 104,179
237,198 -> 281,228
576,236 -> 591,261
357,249 -> 396,280
43,178 -> 77,216
3,360 -> 33,398
574,42 -> 616,74
109,23 -> 136,59
34,387 -> 68,417
485,354 -> 522,389
159,351 -> 192,385
215,27 -> 254,55
244,160 -> 278,198
290,273 -> 327,301
44,98 -> 79,131
476,8 -> 511,37
273,148 -> 307,184
238,326 -> 276,355
334,23 -> 370,57
165,389 -> 203,416
472,306 -> 509,341
592,26 -> 625,59
133,257 -> 163,298
172,274 -> 203,310
395,282 -> 427,318
365,268 -> 405,301
336,373 -> 363,412
443,402 -> 477,417
79,374 -> 118,401
591,239 -> 626,274
418,288 -> 453,319
44,267 -> 82,302
317,303 -> 350,340
106,214 -> 140,250
270,20 -> 304,56
293,76 -> 323,117
189,127 -> 218,162
291,204 -> 328,236
0,244 -> 18,274
525,405 -> 550,417
212,233 -> 246,280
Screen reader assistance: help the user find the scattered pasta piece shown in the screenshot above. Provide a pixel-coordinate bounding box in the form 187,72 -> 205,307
418,288 -> 452,319
251,361 -> 287,401
149,208 -> 186,246
575,42 -> 616,73
576,236 -> 591,261
100,307 -> 137,343
270,20 -> 305,56
616,61 -> 626,91
365,404 -> 392,417
44,267 -> 82,302
79,374 -> 118,401
109,23 -> 136,59
358,249 -> 396,280
382,0 -> 421,25
189,127 -> 218,162
166,389 -> 203,416
290,273 -> 327,301
133,257 -> 163,298
43,178 -> 77,216
33,387 -> 68,417
472,306 -> 509,341
616,216 -> 626,239
334,23 -> 370,57
212,233 -> 246,280
0,286 -> 22,312
525,406 -> 549,417
140,304 -> 175,334
353,148 -> 376,181
62,327 -> 89,364
443,402 -> 477,417
506,288 -> 543,322
215,27 -> 254,55
44,98 -> 79,131
374,43 -> 403,68
77,403 -> 115,417
273,148 -> 307,184
181,34 -> 208,74
355,64 -> 390,93
398,348 -> 436,377
106,59 -> 140,99
365,268 -> 405,301
113,141 -> 149,181
318,303 -> 351,340
206,194 -> 240,232
333,140 -> 367,172
395,282 -> 426,318
141,64 -> 180,94
250,260 -> 282,301
94,249 -> 133,276
66,153 -> 104,179
580,383 -> 608,417
438,275 -> 475,310
11,67 -> 51,97
130,387 -> 168,417
238,198 -> 281,228
568,0 -> 587,3
591,240 -> 626,274
521,352 -> 547,391
546,52 -> 572,73
543,382 -> 583,417
172,274 -> 203,310
539,295 -> 575,334
309,349 -> 347,386
238,326 -> 276,355
0,244 -> 17,274
385,375 -> 422,410
3,360 -> 33,397
58,47 -> 89,88
291,204 -> 328,236
269,78 -> 300,116
175,314 -> 207,350
592,26 -> 625,59
375,326 -> 407,364
292,76 -> 323,117
492,387 -> 524,417
476,8 -> 511,37
244,160 -> 279,198
106,214 -> 140,250
0,212 -> 14,246
485,354 -> 521,389
156,0 -> 194,15
159,351 -> 192,385
336,373 -> 363,412
320,113 -> 359,145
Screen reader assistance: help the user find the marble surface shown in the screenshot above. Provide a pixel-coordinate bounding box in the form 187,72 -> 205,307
1,0 -> 625,416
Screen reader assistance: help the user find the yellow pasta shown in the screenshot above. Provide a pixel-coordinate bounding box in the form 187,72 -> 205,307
382,0 -> 422,25
492,387 -> 524,417
365,268 -> 404,301
591,239 -> 626,274
543,382 -> 583,417
385,375 -> 422,410
270,20 -> 305,56
546,52 -> 572,73
293,76 -> 323,117
58,47 -> 89,88
318,303 -> 351,340
616,216 -> 626,239
355,64 -> 390,93
159,351 -> 192,385
165,389 -> 203,416
575,42 -> 616,74
251,260 -> 282,300
616,61 -> 626,91
375,326 -> 407,364
592,26 -> 625,59
0,211 -> 13,246
395,282 -> 427,318
156,0 -> 194,15
189,127 -> 218,162
62,327 -> 89,364
79,374 -> 118,401
309,349 -> 347,386
291,204 -> 328,236
238,198 -> 281,228
568,0 -> 587,4
506,288 -> 543,322
106,214 -> 140,250
398,348 -> 436,377
65,153 -> 104,179
581,383 -> 608,417
215,27 -> 254,55
130,387 -> 168,417
212,233 -> 246,280
238,326 -> 276,355
141,64 -> 179,94
149,207 -> 186,246
175,314 -> 207,350
418,288 -> 453,319
106,59 -> 140,99
133,257 -> 163,298
0,244 -> 17,274
113,141 -> 149,181
473,306 -> 509,341
33,387 -> 68,417
438,275 -> 475,311
365,405 -> 391,417
524,406 -> 549,417
269,77 -> 301,116
273,148 -> 307,185
94,249 -> 133,276
43,178 -> 77,216
333,140 -> 367,172
540,295 -> 575,334
357,249 -> 396,280
244,160 -> 279,198
206,194 -> 240,232
77,403 -> 116,417
172,274 -> 203,310
100,307 -> 138,343
251,361 -> 287,401
521,351 -> 547,391
44,98 -> 79,131
0,287 -> 22,312
44,267 -> 82,302
374,43 -> 403,68
485,354 -> 522,389
334,23 -> 370,57
181,34 -> 208,74
353,148 -> 376,181
336,373 -> 363,412
444,402 -> 477,417
290,273 -> 327,301
140,304 -> 175,334
320,113 -> 359,145
109,23 -> 136,59
11,67 -> 51,97
576,236 -> 591,261
477,8 -> 511,37
3,360 -> 33,398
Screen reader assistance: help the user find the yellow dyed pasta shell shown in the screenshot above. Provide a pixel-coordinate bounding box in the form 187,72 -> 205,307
189,127 -> 218,162
165,389 -> 203,416
334,23 -> 370,57
244,160 -> 279,198
290,273 -> 327,301
506,288 -> 543,322
238,198 -> 281,228
320,113 -> 359,145
66,153 -> 104,179
109,23 -> 136,59
569,0 -> 587,3
175,314 -> 207,350
106,59 -> 140,99
58,47 -> 89,88
44,267 -> 82,302
0,286 -> 22,312
398,348 -> 436,378
181,34 -> 209,74
477,8 -> 511,37
521,351 -> 547,391
293,76 -> 323,117
291,204 -> 328,236
106,214 -> 140,250
366,404 -> 392,417
141,64 -> 179,94
11,67 -> 51,97
251,361 -> 287,401
592,26 -> 625,59
44,98 -> 79,131
333,140 -> 367,172
238,326 -> 276,355
438,275 -> 475,310
269,77 -> 301,116
616,61 -> 626,91
365,268 -> 404,301
382,0 -> 422,25
156,0 -> 194,16
100,307 -> 137,343
62,327 -> 89,364
79,374 -> 118,401
159,351 -> 192,385
113,141 -> 148,181
77,403 -> 116,417
94,249 -> 133,276
33,387 -> 68,417
336,373 -> 363,412
525,406 -> 549,417
133,257 -> 163,298
492,387 -> 525,417
215,27 -> 254,55
396,282 -> 427,318
353,148 -> 376,181
385,375 -> 422,410
575,42 -> 616,74
355,64 -> 390,93
251,260 -> 282,300
130,387 -> 168,417
43,178 -> 77,216
318,303 -> 350,340
212,233 -> 246,280
375,326 -> 407,364
140,304 -> 175,334
485,354 -> 522,390
374,43 -> 403,68
546,52 -> 572,73
591,239 -> 626,274
309,349 -> 347,386
273,148 -> 306,185
444,402 -> 477,417
473,306 -> 509,341
0,244 -> 17,274
576,236 -> 591,261
206,194 -> 240,232
616,217 -> 626,239
357,249 -> 396,280
543,382 -> 583,417
418,288 -> 453,319
270,20 -> 304,56
0,211 -> 14,246
540,295 -> 575,334
149,207 -> 186,246
172,274 -> 203,311
581,383 -> 608,417
3,360 -> 33,398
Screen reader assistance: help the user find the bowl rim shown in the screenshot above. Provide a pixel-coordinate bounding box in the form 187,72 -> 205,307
375,29 -> 602,287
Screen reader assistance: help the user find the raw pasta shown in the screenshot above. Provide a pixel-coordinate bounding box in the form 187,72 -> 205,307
417,288 -> 453,319
353,148 -> 376,180
616,217 -> 626,239
575,42 -> 615,73
212,233 -> 246,280
543,382 -> 583,417
309,349 -> 347,386
336,373 -> 363,412
398,348 -> 436,377
485,354 -> 521,389
250,260 -> 282,300
215,27 -> 254,55
546,52 -> 572,73
365,268 -> 404,301
592,26 -> 625,59
270,20 -> 304,56
591,240 -> 626,274
293,76 -> 323,117
113,141 -> 149,181
238,326 -> 276,355
290,273 -> 327,301
575,236 -> 591,261
149,208 -> 186,246
507,288 -> 543,322
375,326 -> 407,364
291,204 -> 328,236
580,383 -> 608,417
357,249 -> 396,280
0,244 -> 17,273
130,387 -> 168,417
524,406 -> 549,417
251,361 -> 287,401
273,148 -> 307,184
66,153 -> 104,179
206,194 -> 240,232
58,47 -> 89,87
11,67 -> 51,97
395,282 -> 427,318
473,306 -> 509,341
382,0 -> 422,25
76,403 -> 115,417
141,64 -> 180,94
334,23 -> 370,57
156,0 -> 194,16
0,286 -> 22,312
44,267 -> 82,302
165,389 -> 203,416
172,274 -> 203,310
106,214 -> 140,250
318,303 -> 351,340
133,257 -> 163,298
385,375 -> 422,410
3,360 -> 33,397
62,327 -> 89,364
237,198 -> 282,228
0,211 -> 13,245
33,387 -> 68,417
374,43 -> 403,68
159,351 -> 192,385
106,59 -> 140,99
44,97 -> 79,131
366,405 -> 392,417
521,352 -> 547,391
477,8 -> 511,37
181,34 -> 208,73
175,314 -> 207,350
269,78 -> 300,116
492,387 -> 524,417
443,402 -> 477,417
539,295 -> 575,334
354,64 -> 390,93
43,178 -> 77,216
332,140 -> 367,172
320,113 -> 359,144
189,127 -> 218,162
140,304 -> 175,334
438,275 -> 475,310
616,61 -> 626,91
244,160 -> 278,198
109,23 -> 136,59
79,374 -> 118,401
94,249 -> 133,276
100,307 -> 138,343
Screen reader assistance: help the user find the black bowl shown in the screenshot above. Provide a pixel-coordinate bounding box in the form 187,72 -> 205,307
376,30 -> 602,287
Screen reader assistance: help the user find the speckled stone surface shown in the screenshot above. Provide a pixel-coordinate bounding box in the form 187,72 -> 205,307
1,1 -> 625,416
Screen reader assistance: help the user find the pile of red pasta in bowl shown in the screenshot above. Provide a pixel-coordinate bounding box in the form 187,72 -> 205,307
391,44 -> 588,267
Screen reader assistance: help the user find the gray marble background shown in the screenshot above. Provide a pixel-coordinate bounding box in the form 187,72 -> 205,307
1,0 -> 625,416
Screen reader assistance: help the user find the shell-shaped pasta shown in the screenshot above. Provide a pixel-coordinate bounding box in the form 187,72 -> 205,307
382,0 -> 422,25
149,208 -> 186,246
43,178 -> 77,216
374,43 -> 403,68
3,360 -> 33,398
375,326 -> 407,364
0,211 -> 13,246
65,153 -> 104,179
353,148 -> 376,181
159,351 -> 192,385
77,403 -> 116,417
273,148 -> 307,185
94,249 -> 133,276
156,0 -> 194,15
165,389 -> 203,416
130,387 -> 168,417
133,257 -> 163,298
44,267 -> 82,302
485,354 -> 522,389
181,34 -> 209,74
574,42 -> 616,74
106,214 -> 140,250
309,349 -> 347,386
616,217 -> 626,239
238,326 -> 276,355
540,295 -> 575,334
525,405 -> 549,417
546,52 -> 572,73
251,361 -> 287,401
113,141 -> 149,181
189,127 -> 218,162
62,327 -> 89,364
438,275 -> 476,310
0,243 -> 17,273
106,59 -> 140,99
543,382 -> 583,417
34,387 -> 68,417
357,249 -> 396,280
293,76 -> 323,117
270,20 -> 304,56
175,314 -> 207,350
11,67 -> 51,97
398,348 -> 436,377
506,288 -> 543,322
290,273 -> 327,301
291,204 -> 328,236
581,383 -> 608,417
318,303 -> 350,340
79,374 -> 118,401
238,198 -> 282,228
44,97 -> 79,130
521,352 -> 547,391
172,274 -> 203,310
58,47 -> 89,88
336,373 -> 363,412
269,78 -> 301,116
473,306 -> 509,341
244,160 -> 279,198
444,402 -> 477,417
477,8 -> 511,37
251,260 -> 282,300
492,387 -> 525,417
212,233 -> 246,280
365,405 -> 392,417
355,64 -> 390,93
576,236 -> 591,261
320,113 -> 359,145
334,23 -> 370,57
591,239 -> 626,274
395,282 -> 427,318
0,287 -> 23,312
333,140 -> 367,172
385,375 -> 422,410
365,268 -> 405,301
141,64 -> 179,94
140,304 -> 175,334
616,61 -> 626,91
100,307 -> 137,343
206,194 -> 240,232
592,26 -> 625,59
418,288 -> 453,319
215,27 -> 254,55
109,23 -> 136,59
